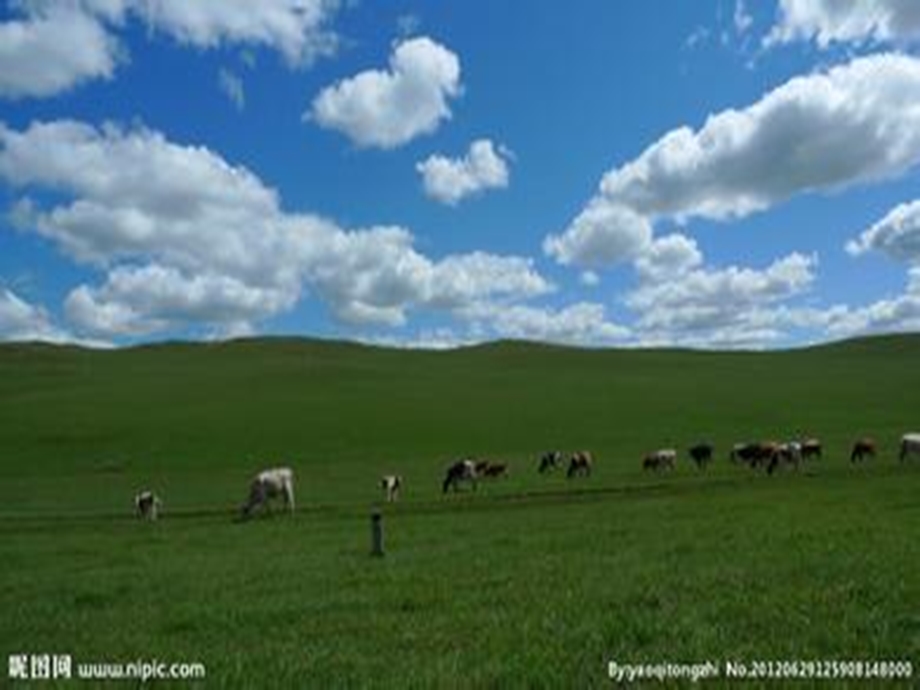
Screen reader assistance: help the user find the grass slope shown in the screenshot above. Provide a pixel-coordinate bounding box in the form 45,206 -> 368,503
0,335 -> 918,687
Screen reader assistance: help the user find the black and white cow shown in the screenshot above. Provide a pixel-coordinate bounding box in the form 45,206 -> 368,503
643,448 -> 676,472
134,490 -> 161,521
899,433 -> 920,462
241,467 -> 295,518
381,474 -> 402,502
538,451 -> 563,474
442,459 -> 478,493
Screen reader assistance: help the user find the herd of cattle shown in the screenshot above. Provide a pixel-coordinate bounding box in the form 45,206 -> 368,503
133,433 -> 920,521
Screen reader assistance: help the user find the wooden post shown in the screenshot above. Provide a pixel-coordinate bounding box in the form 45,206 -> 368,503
371,511 -> 384,557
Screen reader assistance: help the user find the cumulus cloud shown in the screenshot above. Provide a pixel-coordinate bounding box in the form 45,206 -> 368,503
542,52 -> 920,347
767,0 -> 920,48
460,302 -> 629,347
627,253 -> 818,346
126,0 -> 340,65
595,53 -> 920,224
417,139 -> 511,205
547,56 -> 920,272
0,0 -> 340,99
0,288 -> 69,342
0,119 -> 550,338
0,5 -> 120,99
310,36 -> 461,149
822,268 -> 920,338
633,233 -> 704,282
847,199 -> 920,264
544,201 -> 652,267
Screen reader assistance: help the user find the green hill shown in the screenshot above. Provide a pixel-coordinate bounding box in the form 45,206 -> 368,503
0,335 -> 918,686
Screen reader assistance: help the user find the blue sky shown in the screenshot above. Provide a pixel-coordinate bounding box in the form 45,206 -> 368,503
2,0 -> 920,348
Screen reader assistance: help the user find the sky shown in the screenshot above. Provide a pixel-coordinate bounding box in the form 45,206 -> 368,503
2,0 -> 920,349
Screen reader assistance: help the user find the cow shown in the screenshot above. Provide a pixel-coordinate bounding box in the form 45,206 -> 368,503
381,474 -> 402,502
474,459 -> 491,476
730,442 -> 777,468
688,442 -> 714,469
899,433 -> 920,462
240,467 -> 295,518
482,462 -> 508,478
567,451 -> 592,478
134,490 -> 161,521
850,438 -> 876,463
801,438 -> 822,461
767,442 -> 801,475
442,459 -> 478,493
643,448 -> 676,472
538,451 -> 563,474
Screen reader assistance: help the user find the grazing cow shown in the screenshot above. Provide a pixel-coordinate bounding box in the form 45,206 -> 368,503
442,459 -> 478,493
567,451 -> 592,478
482,462 -> 508,478
801,438 -> 822,461
730,442 -> 777,468
899,433 -> 920,462
643,448 -> 677,472
538,451 -> 563,474
474,459 -> 491,476
241,467 -> 295,518
134,490 -> 161,521
850,438 -> 876,463
688,442 -> 714,469
767,442 -> 801,475
381,474 -> 402,502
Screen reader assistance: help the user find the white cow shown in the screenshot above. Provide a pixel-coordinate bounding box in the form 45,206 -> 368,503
134,490 -> 161,521
381,474 -> 402,502
241,467 -> 295,518
899,433 -> 920,462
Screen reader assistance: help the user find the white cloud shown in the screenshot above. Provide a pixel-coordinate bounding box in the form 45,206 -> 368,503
417,139 -> 510,205
64,264 -> 297,337
634,233 -> 704,282
460,302 -> 629,347
544,201 -> 652,268
0,119 -> 550,338
0,0 -> 340,99
823,268 -> 920,337
767,0 -> 920,48
0,5 -> 120,99
595,53 -> 920,224
218,68 -> 245,110
127,0 -> 340,65
835,201 -> 920,338
0,288 -> 68,342
626,253 -> 818,346
579,271 -> 600,287
310,36 -> 461,149
847,199 -> 920,264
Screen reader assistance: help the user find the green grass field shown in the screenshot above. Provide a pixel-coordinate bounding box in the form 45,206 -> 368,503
0,335 -> 918,687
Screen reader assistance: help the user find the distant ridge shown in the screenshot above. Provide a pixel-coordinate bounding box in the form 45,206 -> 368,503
1,331 -> 919,356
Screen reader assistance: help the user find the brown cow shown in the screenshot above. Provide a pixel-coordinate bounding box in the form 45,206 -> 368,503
567,451 -> 592,478
850,438 -> 876,463
801,438 -> 822,461
482,462 -> 508,478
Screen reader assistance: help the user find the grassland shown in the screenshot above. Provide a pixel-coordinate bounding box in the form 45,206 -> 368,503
0,335 -> 918,687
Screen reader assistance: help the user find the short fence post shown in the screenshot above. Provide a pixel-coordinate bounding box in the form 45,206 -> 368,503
371,511 -> 384,557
